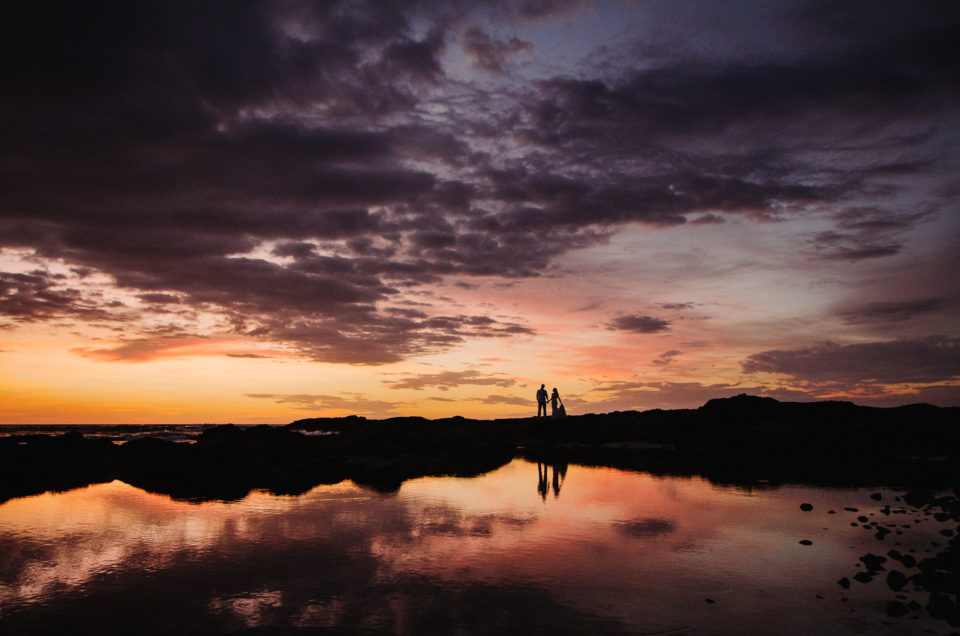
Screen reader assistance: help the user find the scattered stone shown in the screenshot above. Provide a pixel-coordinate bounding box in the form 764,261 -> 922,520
875,527 -> 891,540
886,600 -> 909,618
860,553 -> 887,571
887,570 -> 908,591
828,510 -> 836,514
705,598 -> 715,604
901,554 -> 917,568
871,492 -> 883,501
854,572 -> 874,583
800,503 -> 813,511
926,593 -> 956,620
939,528 -> 955,537
858,516 -> 869,522
799,539 -> 813,545
845,507 -> 859,512
888,549 -> 903,562
838,577 -> 851,589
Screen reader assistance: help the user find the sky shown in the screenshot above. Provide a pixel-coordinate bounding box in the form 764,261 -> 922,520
1,0 -> 959,423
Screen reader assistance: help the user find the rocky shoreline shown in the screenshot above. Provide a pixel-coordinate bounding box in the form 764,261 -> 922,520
3,394 -> 958,503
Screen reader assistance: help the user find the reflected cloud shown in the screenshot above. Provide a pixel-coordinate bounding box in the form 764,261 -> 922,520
615,518 -> 676,539
0,460 -> 952,634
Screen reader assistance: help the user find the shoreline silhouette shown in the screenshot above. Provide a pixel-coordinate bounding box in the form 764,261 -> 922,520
2,394 -> 958,504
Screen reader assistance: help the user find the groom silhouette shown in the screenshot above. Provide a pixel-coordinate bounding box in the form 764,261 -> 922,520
536,384 -> 548,418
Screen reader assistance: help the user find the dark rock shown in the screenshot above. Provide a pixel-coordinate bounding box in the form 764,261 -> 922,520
799,539 -> 813,545
886,600 -> 909,618
871,492 -> 883,501
800,503 -> 813,511
861,553 -> 887,571
705,598 -> 715,604
838,577 -> 851,589
844,507 -> 859,513
926,594 -> 956,620
854,572 -> 874,583
887,570 -> 908,591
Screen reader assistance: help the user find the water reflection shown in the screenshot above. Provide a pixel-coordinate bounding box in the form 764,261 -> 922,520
537,460 -> 567,500
0,460 -> 953,634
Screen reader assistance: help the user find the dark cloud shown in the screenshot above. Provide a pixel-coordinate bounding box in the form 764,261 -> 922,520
0,270 -> 112,323
808,231 -> 903,261
461,27 -> 532,72
652,350 -> 683,367
741,336 -> 960,385
138,293 -> 182,305
383,370 -> 516,391
689,213 -> 725,225
607,315 -> 671,334
615,518 -> 676,539
1,1 -> 957,365
838,298 -> 949,324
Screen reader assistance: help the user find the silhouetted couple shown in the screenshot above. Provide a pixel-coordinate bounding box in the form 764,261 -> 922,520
536,384 -> 565,419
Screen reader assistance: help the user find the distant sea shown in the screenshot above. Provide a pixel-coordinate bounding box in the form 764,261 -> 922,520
0,423 -> 283,444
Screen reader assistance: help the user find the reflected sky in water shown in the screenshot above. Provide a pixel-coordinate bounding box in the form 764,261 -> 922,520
0,460 -> 950,634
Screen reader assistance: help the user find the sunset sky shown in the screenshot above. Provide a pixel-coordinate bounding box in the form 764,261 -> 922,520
2,0 -> 959,423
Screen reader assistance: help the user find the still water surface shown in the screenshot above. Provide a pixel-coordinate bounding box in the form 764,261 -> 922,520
0,459 -> 949,634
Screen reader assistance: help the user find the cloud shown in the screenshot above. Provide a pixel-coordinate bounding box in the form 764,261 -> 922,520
138,293 -> 182,305
0,270 -> 112,323
71,336 -> 222,362
607,315 -> 671,334
588,380 -> 774,411
741,336 -> 960,385
837,298 -> 949,324
651,350 -> 682,367
473,394 -> 531,406
245,393 -> 401,416
383,370 -> 516,391
1,1 -> 958,368
461,27 -> 532,72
